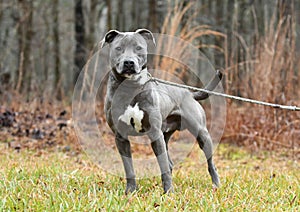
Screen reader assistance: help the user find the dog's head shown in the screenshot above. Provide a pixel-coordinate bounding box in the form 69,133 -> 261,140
100,29 -> 155,79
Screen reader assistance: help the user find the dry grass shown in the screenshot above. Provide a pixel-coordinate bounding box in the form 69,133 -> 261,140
152,1 -> 300,154
153,1 -> 226,82
224,5 -> 300,154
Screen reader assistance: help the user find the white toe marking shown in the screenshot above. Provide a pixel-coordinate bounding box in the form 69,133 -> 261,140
119,103 -> 144,132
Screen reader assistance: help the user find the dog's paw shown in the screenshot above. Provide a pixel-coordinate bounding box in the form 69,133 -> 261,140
125,184 -> 137,195
163,186 -> 174,194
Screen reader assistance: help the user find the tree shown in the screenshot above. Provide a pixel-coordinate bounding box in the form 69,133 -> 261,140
16,0 -> 33,95
106,0 -> 112,30
53,0 -> 61,99
74,0 -> 86,87
148,0 -> 158,31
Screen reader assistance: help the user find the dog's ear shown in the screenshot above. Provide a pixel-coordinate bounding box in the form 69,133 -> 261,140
99,30 -> 120,48
135,29 -> 156,46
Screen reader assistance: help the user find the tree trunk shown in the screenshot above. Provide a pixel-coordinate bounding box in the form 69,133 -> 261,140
148,0 -> 157,31
74,0 -> 86,87
53,0 -> 62,99
131,0 -> 137,28
16,0 -> 33,95
106,0 -> 112,30
215,0 -> 224,70
87,0 -> 97,50
117,0 -> 124,31
277,0 -> 295,96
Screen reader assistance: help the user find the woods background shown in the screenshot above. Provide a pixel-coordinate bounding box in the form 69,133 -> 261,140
0,0 -> 299,153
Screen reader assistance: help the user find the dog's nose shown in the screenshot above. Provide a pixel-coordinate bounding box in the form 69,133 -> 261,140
123,60 -> 135,70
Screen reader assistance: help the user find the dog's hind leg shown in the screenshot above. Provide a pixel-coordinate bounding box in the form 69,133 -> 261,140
181,101 -> 220,188
115,133 -> 137,194
196,129 -> 220,188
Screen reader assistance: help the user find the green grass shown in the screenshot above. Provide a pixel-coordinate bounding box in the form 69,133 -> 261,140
0,144 -> 299,211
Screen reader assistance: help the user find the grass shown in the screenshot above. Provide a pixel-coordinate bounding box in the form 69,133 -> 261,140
0,143 -> 299,211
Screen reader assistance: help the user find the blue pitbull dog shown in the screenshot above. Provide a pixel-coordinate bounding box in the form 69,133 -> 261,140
101,29 -> 222,194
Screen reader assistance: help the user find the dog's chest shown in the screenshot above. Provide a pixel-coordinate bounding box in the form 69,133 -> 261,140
105,81 -> 152,134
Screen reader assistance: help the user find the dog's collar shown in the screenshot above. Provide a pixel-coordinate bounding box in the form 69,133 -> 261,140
110,67 -> 125,82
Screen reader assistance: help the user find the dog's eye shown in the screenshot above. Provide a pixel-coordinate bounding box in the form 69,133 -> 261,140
136,46 -> 142,51
115,46 -> 122,51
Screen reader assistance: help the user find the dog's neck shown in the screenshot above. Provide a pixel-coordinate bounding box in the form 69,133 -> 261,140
110,65 -> 148,86
110,68 -> 126,82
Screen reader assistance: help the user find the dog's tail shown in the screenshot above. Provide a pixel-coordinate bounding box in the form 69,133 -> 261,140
193,70 -> 223,101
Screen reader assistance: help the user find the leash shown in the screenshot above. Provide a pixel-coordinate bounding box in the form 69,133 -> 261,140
149,76 -> 300,111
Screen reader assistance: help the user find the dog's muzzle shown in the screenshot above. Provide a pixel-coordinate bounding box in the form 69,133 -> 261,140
122,60 -> 136,75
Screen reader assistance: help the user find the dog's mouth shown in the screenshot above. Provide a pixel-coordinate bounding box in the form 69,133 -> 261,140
121,69 -> 136,75
120,67 -> 139,78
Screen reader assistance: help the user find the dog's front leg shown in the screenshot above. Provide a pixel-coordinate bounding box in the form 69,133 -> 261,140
115,133 -> 136,194
150,134 -> 174,193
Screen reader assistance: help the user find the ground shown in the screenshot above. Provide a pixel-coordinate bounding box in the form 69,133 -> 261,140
0,142 -> 298,211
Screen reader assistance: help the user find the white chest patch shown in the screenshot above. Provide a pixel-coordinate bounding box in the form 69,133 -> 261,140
119,103 -> 144,132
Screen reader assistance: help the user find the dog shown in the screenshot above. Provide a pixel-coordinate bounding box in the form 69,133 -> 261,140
101,29 -> 222,194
